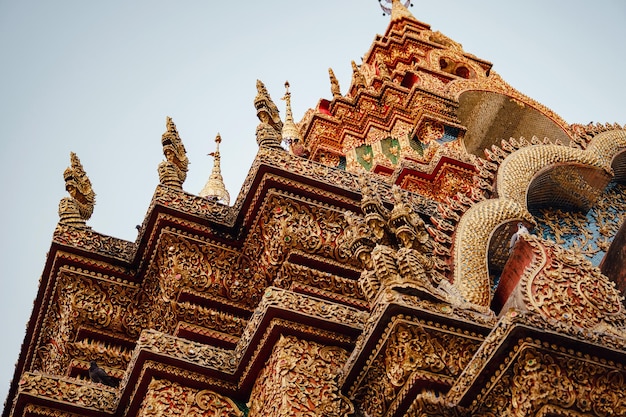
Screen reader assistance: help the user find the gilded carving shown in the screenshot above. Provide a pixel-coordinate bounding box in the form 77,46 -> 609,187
276,260 -> 364,300
136,330 -> 234,373
53,224 -> 137,261
507,235 -> 626,332
470,342 -> 626,417
248,335 -> 353,417
18,372 -> 117,413
137,378 -> 242,417
34,268 -> 140,374
9,5 -> 626,417
385,322 -> 447,386
22,405 -> 86,417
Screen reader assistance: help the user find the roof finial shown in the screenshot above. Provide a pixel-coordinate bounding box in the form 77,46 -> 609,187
199,133 -> 230,205
254,80 -> 284,148
158,116 -> 189,190
378,0 -> 413,18
281,81 -> 300,145
58,152 -> 96,229
329,68 -> 341,98
351,61 -> 367,90
281,81 -> 309,158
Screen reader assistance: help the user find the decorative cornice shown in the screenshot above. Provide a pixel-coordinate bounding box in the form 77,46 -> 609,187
17,372 -> 117,413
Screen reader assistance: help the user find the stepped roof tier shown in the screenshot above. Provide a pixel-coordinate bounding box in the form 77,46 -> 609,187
3,1 -> 626,417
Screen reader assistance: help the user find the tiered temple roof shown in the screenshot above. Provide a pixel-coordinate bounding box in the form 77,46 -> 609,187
3,1 -> 626,416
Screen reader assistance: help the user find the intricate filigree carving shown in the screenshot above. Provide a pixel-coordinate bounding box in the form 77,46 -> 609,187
248,335 -> 353,417
53,224 -> 137,261
471,342 -> 626,417
137,378 -> 242,417
18,372 -> 117,413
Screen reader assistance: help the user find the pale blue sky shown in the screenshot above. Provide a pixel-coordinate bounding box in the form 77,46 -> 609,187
1,0 -> 625,408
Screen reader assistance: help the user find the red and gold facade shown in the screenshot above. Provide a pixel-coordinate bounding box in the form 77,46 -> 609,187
4,1 -> 626,416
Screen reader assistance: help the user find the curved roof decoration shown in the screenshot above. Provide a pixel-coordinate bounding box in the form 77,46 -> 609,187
453,129 -> 626,308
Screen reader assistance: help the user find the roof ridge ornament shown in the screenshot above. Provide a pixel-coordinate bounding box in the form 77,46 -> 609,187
328,68 -> 341,98
281,81 -> 309,158
254,79 -> 284,148
281,81 -> 300,144
58,152 -> 96,229
199,133 -> 230,205
158,116 -> 189,190
378,0 -> 413,17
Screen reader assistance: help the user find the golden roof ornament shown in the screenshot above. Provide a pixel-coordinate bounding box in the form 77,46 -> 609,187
158,116 -> 189,189
199,133 -> 230,205
351,61 -> 367,91
378,0 -> 413,18
281,81 -> 300,144
376,55 -> 391,81
254,79 -> 284,148
280,81 -> 309,158
58,152 -> 96,229
328,68 -> 341,98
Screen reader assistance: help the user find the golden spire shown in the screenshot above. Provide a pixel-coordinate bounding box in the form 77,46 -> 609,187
281,81 -> 310,158
199,133 -> 230,205
281,81 -> 300,144
386,0 -> 414,20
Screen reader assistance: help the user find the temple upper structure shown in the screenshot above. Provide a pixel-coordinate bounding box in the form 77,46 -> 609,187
4,2 -> 626,417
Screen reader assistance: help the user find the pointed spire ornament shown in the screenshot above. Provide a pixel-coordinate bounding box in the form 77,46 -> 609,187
378,0 -> 413,18
329,68 -> 341,98
199,133 -> 230,205
281,81 -> 309,158
281,81 -> 300,145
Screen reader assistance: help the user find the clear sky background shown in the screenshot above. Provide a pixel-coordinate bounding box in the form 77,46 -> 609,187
1,0 -> 625,407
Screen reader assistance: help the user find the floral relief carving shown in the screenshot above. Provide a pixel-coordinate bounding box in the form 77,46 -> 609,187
18,372 -> 117,413
471,343 -> 626,417
276,261 -> 364,300
248,335 -> 353,417
136,330 -> 235,374
137,378 -> 242,417
34,268 -> 140,374
518,236 -> 625,331
385,321 -> 447,387
535,182 -> 626,263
